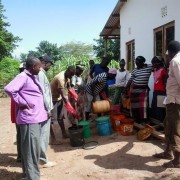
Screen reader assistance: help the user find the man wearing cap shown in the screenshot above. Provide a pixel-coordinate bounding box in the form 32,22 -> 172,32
153,41 -> 180,168
37,54 -> 56,168
85,69 -> 116,120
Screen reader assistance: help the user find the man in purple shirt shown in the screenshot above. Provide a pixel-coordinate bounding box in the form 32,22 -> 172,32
5,57 -> 48,180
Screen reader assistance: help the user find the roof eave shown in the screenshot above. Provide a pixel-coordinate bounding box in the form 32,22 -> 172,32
100,0 -> 126,39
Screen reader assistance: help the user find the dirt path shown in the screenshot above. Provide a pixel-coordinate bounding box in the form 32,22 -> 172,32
1,98 -> 180,180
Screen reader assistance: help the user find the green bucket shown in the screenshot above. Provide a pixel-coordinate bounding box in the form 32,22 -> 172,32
78,121 -> 91,138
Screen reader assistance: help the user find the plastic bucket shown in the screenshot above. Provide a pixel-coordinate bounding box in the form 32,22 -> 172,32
68,126 -> 85,147
92,100 -> 111,114
78,121 -> 91,138
95,116 -> 112,136
111,105 -> 121,114
110,114 -> 125,131
119,118 -> 134,136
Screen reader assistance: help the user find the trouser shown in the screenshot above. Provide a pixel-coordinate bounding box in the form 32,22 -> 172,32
164,103 -> 180,152
16,124 -> 21,160
85,93 -> 100,113
113,87 -> 124,105
40,119 -> 51,164
20,123 -> 41,180
53,100 -> 64,122
52,100 -> 66,136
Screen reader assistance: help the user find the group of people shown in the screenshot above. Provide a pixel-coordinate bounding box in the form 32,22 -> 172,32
121,40 -> 180,169
5,54 -> 117,179
4,40 -> 180,179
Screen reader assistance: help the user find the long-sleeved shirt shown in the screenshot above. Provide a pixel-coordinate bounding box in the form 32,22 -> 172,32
129,64 -> 152,86
86,72 -> 108,96
37,68 -> 53,113
4,69 -> 48,124
115,70 -> 130,87
166,52 -> 180,105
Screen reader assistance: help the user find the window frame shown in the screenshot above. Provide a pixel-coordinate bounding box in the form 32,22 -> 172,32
126,39 -> 135,72
154,21 -> 175,59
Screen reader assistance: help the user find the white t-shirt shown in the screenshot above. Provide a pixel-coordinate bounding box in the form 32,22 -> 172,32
115,70 -> 130,87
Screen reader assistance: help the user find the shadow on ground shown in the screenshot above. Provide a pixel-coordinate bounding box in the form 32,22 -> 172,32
0,153 -> 22,180
84,141 -> 165,173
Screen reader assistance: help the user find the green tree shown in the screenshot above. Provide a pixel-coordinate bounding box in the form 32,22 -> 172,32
60,41 -> 94,58
0,57 -> 19,85
0,1 -> 21,60
20,53 -> 27,62
36,40 -> 62,61
27,50 -> 40,58
93,38 -> 120,61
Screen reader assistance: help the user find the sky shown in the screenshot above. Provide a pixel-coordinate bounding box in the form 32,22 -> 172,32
2,0 -> 118,57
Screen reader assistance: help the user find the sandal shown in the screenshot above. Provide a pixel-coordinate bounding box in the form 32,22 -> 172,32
153,152 -> 173,160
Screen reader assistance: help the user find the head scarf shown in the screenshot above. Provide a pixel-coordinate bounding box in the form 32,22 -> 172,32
108,68 -> 117,75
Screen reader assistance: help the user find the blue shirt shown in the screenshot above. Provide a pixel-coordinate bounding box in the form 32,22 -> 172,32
90,64 -> 109,78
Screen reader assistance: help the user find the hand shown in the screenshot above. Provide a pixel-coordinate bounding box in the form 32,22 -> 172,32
48,112 -> 52,119
19,104 -> 30,110
106,98 -> 112,105
72,111 -> 79,119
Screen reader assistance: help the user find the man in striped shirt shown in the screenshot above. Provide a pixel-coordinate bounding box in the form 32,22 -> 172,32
85,68 -> 117,120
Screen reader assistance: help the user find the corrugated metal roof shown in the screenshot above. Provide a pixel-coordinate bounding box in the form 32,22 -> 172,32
100,0 -> 126,39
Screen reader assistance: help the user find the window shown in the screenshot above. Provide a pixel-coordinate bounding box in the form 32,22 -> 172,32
154,21 -> 175,58
126,40 -> 135,71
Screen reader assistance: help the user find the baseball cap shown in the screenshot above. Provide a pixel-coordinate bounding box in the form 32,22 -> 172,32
40,54 -> 54,65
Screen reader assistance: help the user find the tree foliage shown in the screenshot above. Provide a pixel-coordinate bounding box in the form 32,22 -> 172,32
20,41 -> 94,63
36,41 -> 62,61
0,1 -> 21,60
93,38 -> 120,61
0,57 -> 20,85
60,41 -> 94,57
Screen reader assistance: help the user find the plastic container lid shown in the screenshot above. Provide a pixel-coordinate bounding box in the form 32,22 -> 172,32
78,121 -> 90,126
95,116 -> 110,123
82,141 -> 98,150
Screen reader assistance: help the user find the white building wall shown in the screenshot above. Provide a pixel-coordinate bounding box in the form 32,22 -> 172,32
120,0 -> 180,106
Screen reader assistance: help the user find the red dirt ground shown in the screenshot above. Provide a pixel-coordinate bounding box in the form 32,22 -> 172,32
0,98 -> 180,180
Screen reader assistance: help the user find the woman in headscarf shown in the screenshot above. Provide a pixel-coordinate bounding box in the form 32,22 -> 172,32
151,56 -> 168,122
125,56 -> 152,123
